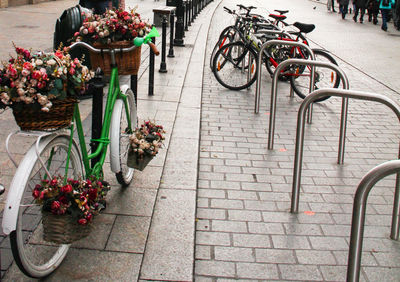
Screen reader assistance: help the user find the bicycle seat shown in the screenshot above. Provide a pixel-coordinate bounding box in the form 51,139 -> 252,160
269,14 -> 287,21
293,22 -> 315,33
274,9 -> 289,15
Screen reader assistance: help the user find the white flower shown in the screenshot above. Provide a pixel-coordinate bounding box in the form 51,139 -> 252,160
104,29 -> 110,37
35,59 -> 43,66
17,88 -> 25,96
24,97 -> 33,104
41,107 -> 50,112
47,59 -> 56,66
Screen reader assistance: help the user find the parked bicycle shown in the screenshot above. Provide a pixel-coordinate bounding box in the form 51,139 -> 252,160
1,35 -> 159,278
210,5 -> 340,102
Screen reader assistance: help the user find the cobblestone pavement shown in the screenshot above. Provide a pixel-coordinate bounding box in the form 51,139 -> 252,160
194,0 -> 400,281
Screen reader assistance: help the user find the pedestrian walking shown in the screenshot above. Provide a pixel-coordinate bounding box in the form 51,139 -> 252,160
338,0 -> 350,18
379,0 -> 396,31
367,0 -> 380,24
327,0 -> 337,12
353,0 -> 368,22
394,0 -> 400,29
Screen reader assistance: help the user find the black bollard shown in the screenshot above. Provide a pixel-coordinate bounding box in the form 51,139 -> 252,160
188,0 -> 192,26
168,11 -> 175,57
90,68 -> 105,168
184,1 -> 189,31
193,0 -> 197,19
174,0 -> 185,46
159,16 -> 168,73
130,74 -> 138,105
149,36 -> 155,95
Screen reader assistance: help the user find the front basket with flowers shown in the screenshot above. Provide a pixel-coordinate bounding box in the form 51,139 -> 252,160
128,120 -> 165,171
0,45 -> 93,131
33,176 -> 111,244
73,7 -> 152,75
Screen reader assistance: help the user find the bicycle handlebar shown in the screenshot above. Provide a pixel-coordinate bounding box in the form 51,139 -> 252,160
68,40 -> 159,56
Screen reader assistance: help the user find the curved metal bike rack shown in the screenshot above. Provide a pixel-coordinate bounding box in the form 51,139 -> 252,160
291,88 -> 400,213
254,40 -> 315,114
267,59 -> 349,154
347,159 -> 400,282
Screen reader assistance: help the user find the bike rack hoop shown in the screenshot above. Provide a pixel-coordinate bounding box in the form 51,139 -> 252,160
254,40 -> 316,114
292,88 -> 400,214
347,159 -> 400,282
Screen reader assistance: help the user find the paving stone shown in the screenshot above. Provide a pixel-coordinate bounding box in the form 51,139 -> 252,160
295,250 -> 336,265
233,233 -> 271,248
228,210 -> 262,222
309,236 -> 348,251
271,235 -> 311,250
212,220 -> 248,233
255,249 -> 296,264
248,222 -> 285,235
197,208 -> 227,220
279,264 -> 323,281
214,246 -> 254,262
284,223 -> 323,236
236,262 -> 279,280
319,265 -> 348,282
195,260 -> 235,278
196,231 -> 231,246
211,199 -> 243,209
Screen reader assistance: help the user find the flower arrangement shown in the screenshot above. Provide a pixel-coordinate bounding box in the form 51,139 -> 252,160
129,120 -> 165,158
73,7 -> 152,45
0,45 -> 93,112
32,176 -> 110,225
128,120 -> 165,170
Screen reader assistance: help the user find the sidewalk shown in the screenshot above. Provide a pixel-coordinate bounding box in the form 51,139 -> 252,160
0,0 -> 218,280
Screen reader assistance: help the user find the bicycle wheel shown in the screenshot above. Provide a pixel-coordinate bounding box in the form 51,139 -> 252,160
210,26 -> 239,69
9,135 -> 82,278
110,85 -> 137,186
290,49 -> 340,102
212,41 -> 258,90
265,44 -> 295,81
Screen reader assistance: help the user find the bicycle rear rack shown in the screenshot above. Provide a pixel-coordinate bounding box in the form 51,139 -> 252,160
291,88 -> 400,213
254,40 -> 315,114
347,159 -> 400,282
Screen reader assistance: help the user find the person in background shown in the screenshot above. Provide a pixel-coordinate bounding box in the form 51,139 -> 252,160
380,0 -> 396,31
394,0 -> 400,29
353,0 -> 368,22
338,0 -> 350,18
367,0 -> 380,24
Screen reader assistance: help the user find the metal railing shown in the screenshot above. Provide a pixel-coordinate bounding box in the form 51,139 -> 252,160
266,59 -> 349,154
254,40 -> 315,114
347,159 -> 400,282
291,88 -> 400,213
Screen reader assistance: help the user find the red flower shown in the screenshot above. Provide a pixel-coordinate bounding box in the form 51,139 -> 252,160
86,213 -> 93,221
61,184 -> 73,194
54,50 -> 63,59
88,188 -> 97,201
37,81 -> 46,89
78,218 -> 87,225
51,201 -> 61,211
32,70 -> 42,80
32,189 -> 40,199
58,195 -> 69,205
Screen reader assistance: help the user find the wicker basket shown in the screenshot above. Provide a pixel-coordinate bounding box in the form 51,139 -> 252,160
127,149 -> 153,171
42,212 -> 92,244
90,41 -> 141,75
12,98 -> 76,131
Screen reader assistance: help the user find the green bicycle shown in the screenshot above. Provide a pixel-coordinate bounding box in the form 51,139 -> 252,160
1,32 -> 159,278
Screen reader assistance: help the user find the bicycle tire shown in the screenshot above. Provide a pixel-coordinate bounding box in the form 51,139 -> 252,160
290,49 -> 340,102
210,26 -> 239,69
10,135 -> 82,278
212,41 -> 258,90
265,44 -> 295,81
110,86 -> 137,186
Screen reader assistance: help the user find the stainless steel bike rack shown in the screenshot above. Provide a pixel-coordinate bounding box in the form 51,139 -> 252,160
267,59 -> 349,152
291,88 -> 400,213
347,159 -> 400,282
254,40 -> 315,114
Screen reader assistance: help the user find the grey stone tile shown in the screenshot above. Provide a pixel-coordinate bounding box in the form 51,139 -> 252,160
195,260 -> 235,278
214,246 -> 254,262
236,262 -> 279,280
141,189 -> 195,281
196,231 -> 231,246
212,220 -> 247,233
309,236 -> 348,251
248,222 -> 285,235
106,215 -> 151,253
233,233 -> 271,248
319,265 -> 348,282
362,266 -> 400,282
271,235 -> 311,250
228,210 -> 262,222
295,250 -> 336,265
279,264 -> 323,281
255,249 -> 296,264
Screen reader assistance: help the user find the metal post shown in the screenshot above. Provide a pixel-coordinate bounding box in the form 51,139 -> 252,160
188,0 -> 192,26
130,75 -> 138,105
184,1 -> 189,31
291,88 -> 400,213
174,0 -> 185,46
347,160 -> 400,282
90,68 -> 104,168
149,36 -> 155,96
159,16 -> 168,73
168,11 -> 175,57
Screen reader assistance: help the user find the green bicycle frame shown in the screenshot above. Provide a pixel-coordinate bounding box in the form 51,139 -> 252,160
67,66 -> 132,179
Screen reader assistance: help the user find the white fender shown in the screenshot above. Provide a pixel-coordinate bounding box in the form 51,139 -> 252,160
109,84 -> 130,173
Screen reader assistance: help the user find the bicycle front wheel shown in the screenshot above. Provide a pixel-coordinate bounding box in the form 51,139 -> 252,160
212,41 -> 258,90
10,135 -> 82,278
290,49 -> 340,102
210,26 -> 239,69
110,86 -> 137,186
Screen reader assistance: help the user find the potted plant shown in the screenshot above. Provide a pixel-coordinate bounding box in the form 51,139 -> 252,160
32,176 -> 111,244
0,45 -> 93,131
128,120 -> 165,171
73,7 -> 152,75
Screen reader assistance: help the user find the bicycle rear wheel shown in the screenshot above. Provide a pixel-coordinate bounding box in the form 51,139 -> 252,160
9,135 -> 82,278
210,26 -> 239,69
212,41 -> 258,90
290,49 -> 340,102
110,85 -> 137,186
